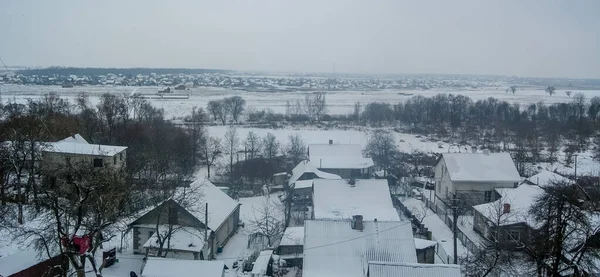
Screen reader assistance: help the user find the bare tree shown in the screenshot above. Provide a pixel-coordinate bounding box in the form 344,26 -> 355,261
566,90 -> 572,97
285,134 -> 307,166
224,96 -> 246,123
248,196 -> 285,247
262,133 -> 280,162
463,192 -> 520,277
545,86 -> 556,96
200,136 -> 222,179
364,129 -> 398,175
510,86 -> 517,95
245,131 -> 262,160
224,126 -> 239,176
353,101 -> 361,123
304,92 -> 327,121
207,100 -> 222,122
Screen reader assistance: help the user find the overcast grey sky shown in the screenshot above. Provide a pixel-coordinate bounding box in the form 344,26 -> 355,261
1,0 -> 599,78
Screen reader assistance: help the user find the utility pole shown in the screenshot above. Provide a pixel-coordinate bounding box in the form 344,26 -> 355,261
574,154 -> 578,180
452,192 -> 458,264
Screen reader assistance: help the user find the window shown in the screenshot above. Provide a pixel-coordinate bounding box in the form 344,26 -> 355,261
148,230 -> 154,238
93,158 -> 103,168
445,187 -> 448,197
113,156 -> 117,165
120,152 -> 123,161
484,191 -> 492,202
507,230 -> 520,242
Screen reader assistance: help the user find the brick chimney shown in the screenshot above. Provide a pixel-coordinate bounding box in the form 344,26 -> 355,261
503,203 -> 510,214
351,215 -> 364,231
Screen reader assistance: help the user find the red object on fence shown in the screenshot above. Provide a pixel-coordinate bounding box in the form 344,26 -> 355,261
62,234 -> 92,254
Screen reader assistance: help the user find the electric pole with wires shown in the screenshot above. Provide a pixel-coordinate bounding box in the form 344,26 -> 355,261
452,192 -> 458,264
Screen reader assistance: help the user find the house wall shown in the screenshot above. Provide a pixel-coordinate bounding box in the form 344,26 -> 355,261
210,205 -> 240,258
473,209 -> 531,247
435,157 -> 517,206
42,149 -> 126,171
131,201 -> 205,254
416,247 -> 435,264
319,167 -> 372,179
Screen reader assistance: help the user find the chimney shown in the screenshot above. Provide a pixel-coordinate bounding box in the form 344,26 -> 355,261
483,149 -> 490,155
351,215 -> 364,231
329,139 -> 333,145
503,203 -> 510,214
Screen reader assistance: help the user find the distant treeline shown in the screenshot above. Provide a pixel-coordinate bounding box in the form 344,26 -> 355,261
16,67 -> 231,76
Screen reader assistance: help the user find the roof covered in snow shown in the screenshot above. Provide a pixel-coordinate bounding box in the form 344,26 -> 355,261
524,170 -> 571,187
414,238 -> 437,250
367,261 -> 461,277
142,225 -> 205,253
303,220 -> 417,277
0,250 -> 45,277
57,134 -> 89,144
187,179 -> 240,231
441,152 -> 521,182
308,143 -> 374,169
473,184 -> 545,228
142,258 -> 225,277
293,180 -> 314,190
312,179 -> 399,221
45,141 -> 127,156
280,226 -> 305,246
289,160 -> 341,186
251,250 -> 273,275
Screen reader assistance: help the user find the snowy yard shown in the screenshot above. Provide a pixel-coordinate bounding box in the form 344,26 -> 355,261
400,197 -> 469,262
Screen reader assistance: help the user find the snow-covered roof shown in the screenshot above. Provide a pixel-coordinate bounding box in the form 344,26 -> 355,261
45,141 -> 127,156
251,250 -> 273,275
367,261 -> 461,277
441,152 -> 521,182
293,180 -> 314,190
473,184 -> 545,228
188,179 -> 240,231
0,250 -> 45,277
142,225 -> 205,253
308,143 -> 374,169
525,170 -> 570,187
289,160 -> 341,186
142,258 -> 224,277
312,179 -> 399,221
303,220 -> 417,277
57,134 -> 89,144
414,238 -> 437,250
129,179 -> 239,232
280,226 -> 304,246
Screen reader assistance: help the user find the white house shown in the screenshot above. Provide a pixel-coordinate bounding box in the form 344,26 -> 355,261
308,141 -> 374,179
42,134 -> 127,170
312,179 -> 400,221
302,219 -> 418,277
434,152 -> 521,206
128,179 -> 240,260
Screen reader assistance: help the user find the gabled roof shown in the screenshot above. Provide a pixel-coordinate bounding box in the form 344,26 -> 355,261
280,226 -> 305,246
308,143 -> 374,169
57,134 -> 89,144
44,141 -> 127,156
142,258 -> 224,277
440,152 -> 521,182
367,261 -> 461,277
289,160 -> 341,186
130,179 -> 239,232
525,170 -> 570,187
312,179 -> 399,221
303,220 -> 417,277
473,184 -> 545,228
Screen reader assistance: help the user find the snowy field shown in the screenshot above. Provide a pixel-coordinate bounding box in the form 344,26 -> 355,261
3,84 -> 600,119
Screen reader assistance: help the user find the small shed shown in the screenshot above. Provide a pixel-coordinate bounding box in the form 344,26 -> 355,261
414,238 -> 437,264
251,250 -> 273,277
277,227 -> 304,267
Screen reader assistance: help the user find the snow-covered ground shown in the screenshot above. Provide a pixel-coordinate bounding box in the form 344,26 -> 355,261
3,84 -> 600,119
